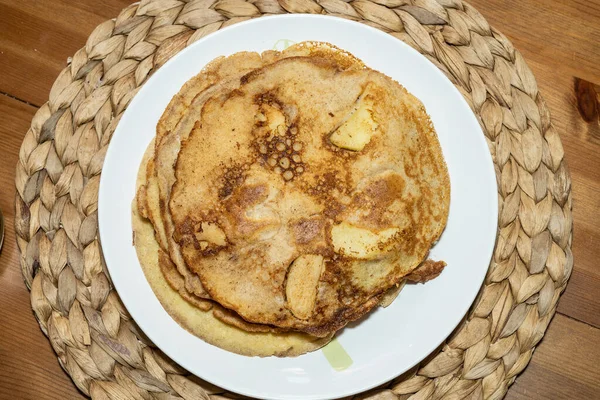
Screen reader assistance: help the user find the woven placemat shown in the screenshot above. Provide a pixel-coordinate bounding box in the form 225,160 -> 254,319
15,0 -> 573,398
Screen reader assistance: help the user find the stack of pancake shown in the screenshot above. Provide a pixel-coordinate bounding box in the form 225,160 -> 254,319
132,42 -> 450,357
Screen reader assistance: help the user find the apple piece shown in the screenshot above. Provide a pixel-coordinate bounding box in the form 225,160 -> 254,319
330,95 -> 378,151
331,221 -> 398,259
194,222 -> 227,246
379,280 -> 406,308
257,103 -> 286,132
286,254 -> 324,319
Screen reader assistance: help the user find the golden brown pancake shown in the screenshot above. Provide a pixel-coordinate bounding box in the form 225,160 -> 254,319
169,53 -> 450,336
146,44 -> 365,305
138,44 -> 369,337
133,141 -> 333,356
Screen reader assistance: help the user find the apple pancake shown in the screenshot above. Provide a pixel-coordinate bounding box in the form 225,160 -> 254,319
139,43 -> 370,335
169,54 -> 450,337
143,43 -> 364,305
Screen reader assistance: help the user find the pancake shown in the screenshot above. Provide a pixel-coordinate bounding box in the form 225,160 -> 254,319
169,53 -> 450,336
145,43 -> 365,304
133,140 -> 333,356
139,44 -> 374,337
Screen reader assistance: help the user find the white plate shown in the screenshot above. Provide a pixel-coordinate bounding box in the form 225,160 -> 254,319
99,15 -> 497,400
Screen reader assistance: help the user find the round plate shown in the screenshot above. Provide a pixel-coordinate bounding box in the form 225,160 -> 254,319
99,14 -> 498,400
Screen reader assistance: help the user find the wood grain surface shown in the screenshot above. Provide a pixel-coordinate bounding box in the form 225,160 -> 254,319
0,0 -> 598,399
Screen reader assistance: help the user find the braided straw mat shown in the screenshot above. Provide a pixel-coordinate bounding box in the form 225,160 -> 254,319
14,0 -> 573,399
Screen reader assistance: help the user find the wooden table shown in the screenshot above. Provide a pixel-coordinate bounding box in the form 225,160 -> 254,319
0,1 -> 598,399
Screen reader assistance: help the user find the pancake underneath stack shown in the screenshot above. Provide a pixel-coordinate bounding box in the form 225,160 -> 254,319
133,42 -> 450,357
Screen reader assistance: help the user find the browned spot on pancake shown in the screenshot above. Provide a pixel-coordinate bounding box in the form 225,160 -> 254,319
240,69 -> 257,85
304,171 -> 349,221
158,197 -> 166,214
136,185 -> 148,219
224,88 -> 245,101
288,217 -> 334,258
396,225 -> 419,256
251,92 -> 304,182
175,215 -> 195,241
174,211 -> 228,256
219,164 -> 247,200
254,91 -> 283,108
291,216 -> 325,245
303,43 -> 365,71
228,183 -> 269,209
359,172 -> 408,228
303,288 -> 383,337
366,173 -> 405,202
220,183 -> 282,242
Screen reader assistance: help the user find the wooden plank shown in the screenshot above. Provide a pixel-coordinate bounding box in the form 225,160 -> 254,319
506,314 -> 600,399
0,0 -> 132,106
0,94 -> 85,399
469,0 -> 600,84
